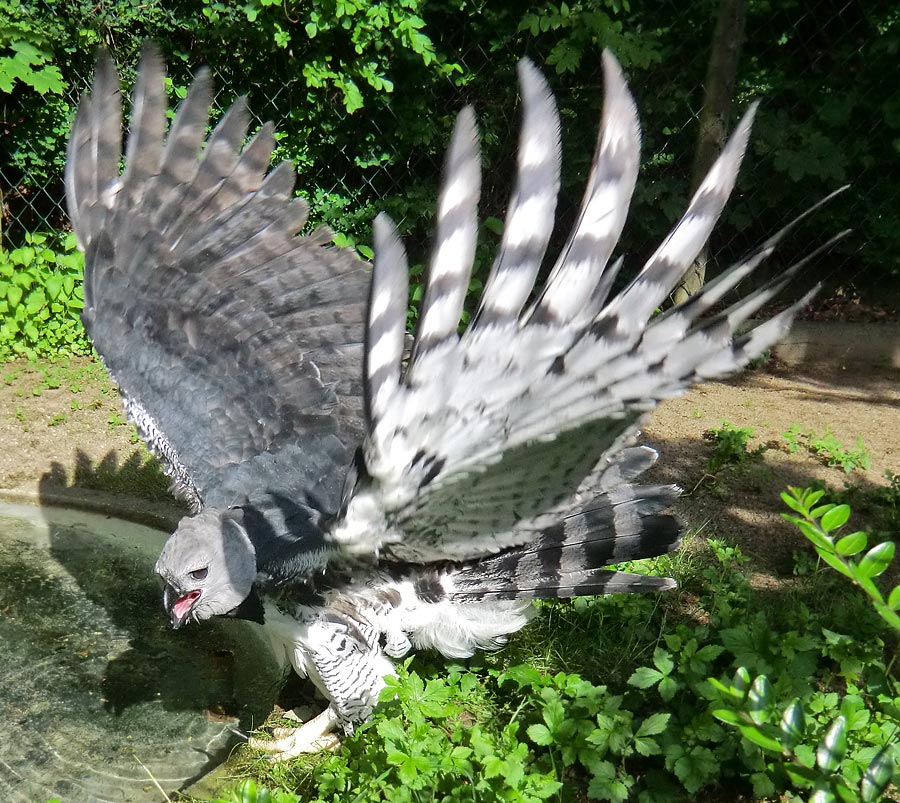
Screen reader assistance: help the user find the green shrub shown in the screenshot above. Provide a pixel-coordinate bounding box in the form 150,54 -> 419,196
705,421 -> 766,473
711,487 -> 899,802
0,231 -> 89,361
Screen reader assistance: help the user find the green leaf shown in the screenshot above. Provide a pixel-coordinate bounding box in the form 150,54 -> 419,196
797,519 -> 835,551
28,64 -> 64,94
695,644 -> 725,662
809,785 -> 837,803
806,489 -> 826,507
751,770 -> 777,798
712,708 -> 743,726
527,723 -> 553,746
861,746 -> 896,802
816,716 -> 847,772
652,647 -> 674,675
747,675 -> 771,723
821,504 -> 851,531
779,700 -> 805,749
586,760 -> 616,800
635,712 -> 670,737
733,666 -> 751,695
541,695 -> 565,731
888,585 -> 900,610
7,284 -> 22,309
835,530 -> 867,556
627,666 -> 663,689
875,603 -> 900,631
794,743 -> 816,768
498,663 -> 543,688
811,503 -> 835,520
377,718 -> 406,743
737,723 -> 783,753
781,490 -> 805,513
857,541 -> 895,578
26,287 -> 46,314
658,676 -> 677,702
815,548 -> 854,579
633,736 -> 662,757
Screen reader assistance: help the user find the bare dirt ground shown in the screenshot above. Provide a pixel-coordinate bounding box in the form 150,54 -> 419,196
1,340 -> 898,576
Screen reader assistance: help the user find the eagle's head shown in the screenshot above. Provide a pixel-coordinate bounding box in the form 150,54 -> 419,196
156,508 -> 260,628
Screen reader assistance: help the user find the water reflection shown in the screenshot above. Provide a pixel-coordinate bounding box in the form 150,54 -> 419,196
0,501 -> 280,802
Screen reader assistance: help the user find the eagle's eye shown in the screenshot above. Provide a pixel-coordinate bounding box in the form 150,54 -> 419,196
189,567 -> 209,581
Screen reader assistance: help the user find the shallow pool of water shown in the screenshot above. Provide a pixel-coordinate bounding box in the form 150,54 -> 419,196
0,500 -> 281,802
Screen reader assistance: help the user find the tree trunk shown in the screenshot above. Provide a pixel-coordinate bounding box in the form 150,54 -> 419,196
672,0 -> 747,305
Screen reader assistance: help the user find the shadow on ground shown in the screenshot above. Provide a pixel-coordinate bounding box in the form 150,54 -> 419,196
644,430 -> 898,575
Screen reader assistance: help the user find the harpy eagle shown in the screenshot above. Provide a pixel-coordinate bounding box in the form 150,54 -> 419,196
65,46 -> 839,758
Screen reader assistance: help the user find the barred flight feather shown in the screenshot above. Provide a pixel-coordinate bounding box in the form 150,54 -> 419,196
334,49 -> 842,568
530,50 -> 640,326
474,59 -> 561,327
67,44 -> 369,501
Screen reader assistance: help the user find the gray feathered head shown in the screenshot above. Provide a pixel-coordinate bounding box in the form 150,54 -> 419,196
156,509 -> 259,628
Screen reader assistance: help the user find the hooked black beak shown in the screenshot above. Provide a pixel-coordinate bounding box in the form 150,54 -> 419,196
163,583 -> 202,630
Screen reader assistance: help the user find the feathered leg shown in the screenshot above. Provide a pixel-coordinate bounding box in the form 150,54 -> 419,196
252,609 -> 397,758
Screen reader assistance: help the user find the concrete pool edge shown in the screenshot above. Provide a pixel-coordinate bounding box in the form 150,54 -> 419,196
0,494 -> 276,802
0,483 -> 185,531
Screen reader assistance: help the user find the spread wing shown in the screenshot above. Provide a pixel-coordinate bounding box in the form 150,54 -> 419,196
65,46 -> 369,510
330,51 -> 843,564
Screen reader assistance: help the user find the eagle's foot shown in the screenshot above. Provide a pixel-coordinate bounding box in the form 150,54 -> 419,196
249,706 -> 341,759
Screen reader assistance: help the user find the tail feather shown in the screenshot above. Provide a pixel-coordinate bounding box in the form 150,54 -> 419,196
448,487 -> 681,601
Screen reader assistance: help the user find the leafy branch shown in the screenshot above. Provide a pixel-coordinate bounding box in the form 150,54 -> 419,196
710,487 -> 899,803
781,486 -> 900,631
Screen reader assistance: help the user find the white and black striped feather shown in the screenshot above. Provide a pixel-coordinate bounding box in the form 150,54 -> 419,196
331,51 -> 837,573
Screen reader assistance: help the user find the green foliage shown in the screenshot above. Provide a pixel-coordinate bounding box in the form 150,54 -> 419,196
782,486 -> 900,631
498,664 -> 670,801
220,779 -> 298,803
5,0 -> 899,304
239,663 -> 562,803
710,488 -> 900,802
705,421 -> 766,473
0,232 -> 90,361
711,669 -> 897,803
0,37 -> 63,94
783,426 -> 871,474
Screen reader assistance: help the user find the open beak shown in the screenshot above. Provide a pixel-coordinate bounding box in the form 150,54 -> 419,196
163,584 -> 202,629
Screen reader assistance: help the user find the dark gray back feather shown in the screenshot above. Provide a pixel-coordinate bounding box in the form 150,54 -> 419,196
66,46 -> 369,506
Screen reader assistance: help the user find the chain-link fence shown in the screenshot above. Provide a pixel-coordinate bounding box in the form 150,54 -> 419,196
3,1 -> 898,309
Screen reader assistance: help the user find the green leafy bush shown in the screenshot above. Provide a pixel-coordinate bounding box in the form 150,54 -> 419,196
0,231 -> 89,361
710,487 -> 899,803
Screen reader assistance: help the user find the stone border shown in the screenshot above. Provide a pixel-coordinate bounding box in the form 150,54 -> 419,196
0,484 -> 184,531
771,321 -> 900,370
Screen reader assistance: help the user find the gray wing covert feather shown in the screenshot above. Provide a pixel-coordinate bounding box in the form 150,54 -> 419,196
66,46 -> 369,504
